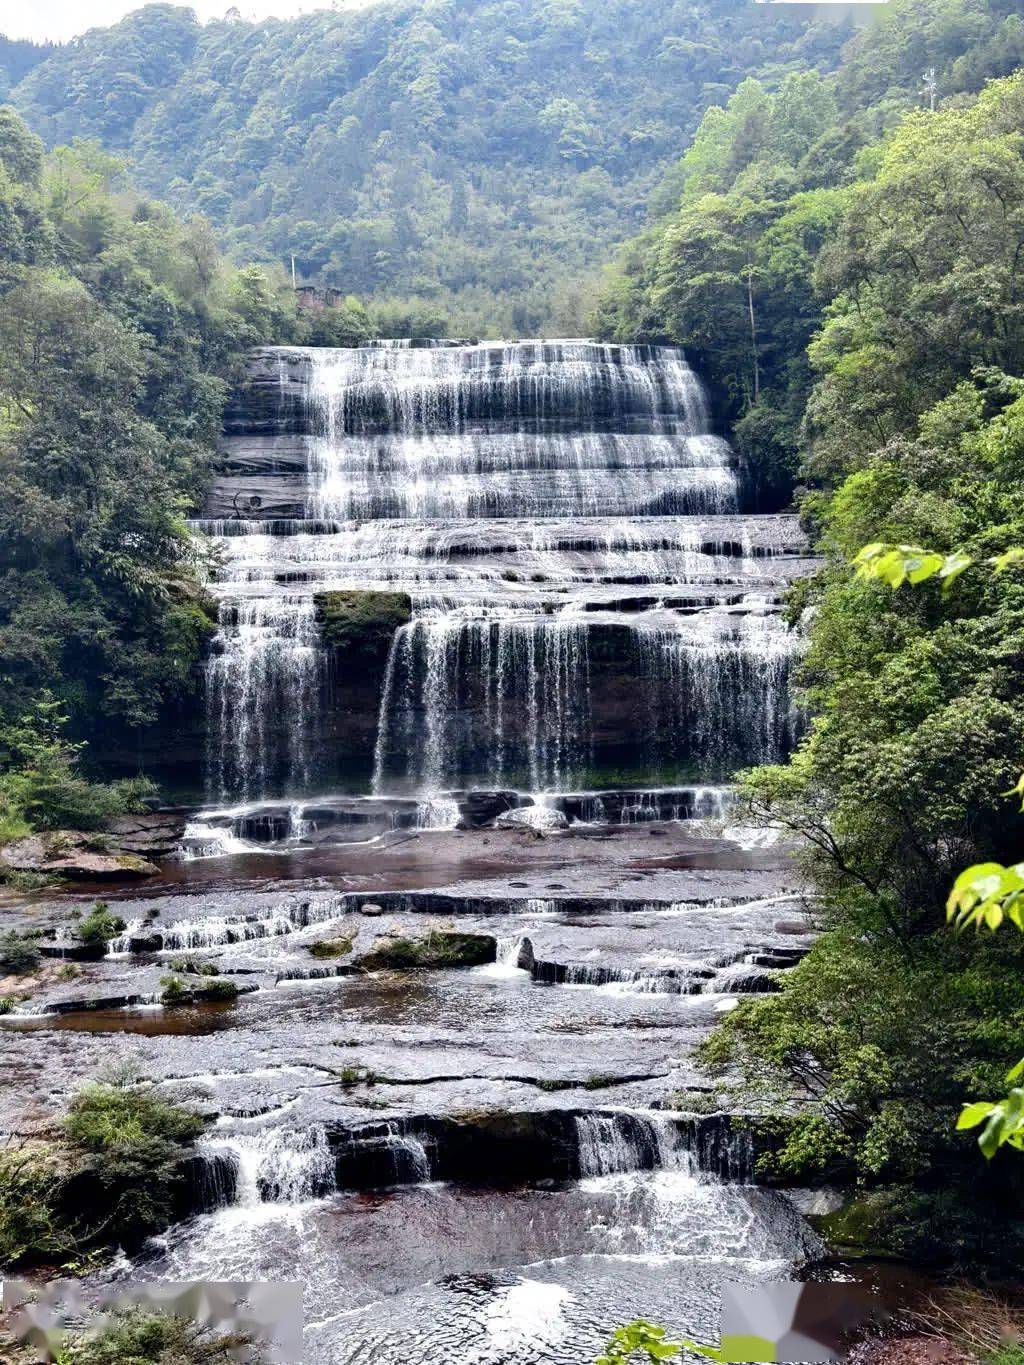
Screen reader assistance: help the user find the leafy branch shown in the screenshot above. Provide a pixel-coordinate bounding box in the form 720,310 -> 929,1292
854,540 -> 1024,1158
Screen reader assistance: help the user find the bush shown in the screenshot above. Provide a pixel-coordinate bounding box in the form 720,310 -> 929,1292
63,1083 -> 205,1248
309,937 -> 353,959
169,957 -> 218,976
200,979 -> 238,1002
0,930 -> 40,975
77,903 -> 126,949
0,1145 -> 71,1269
359,931 -> 493,970
159,975 -> 188,1005
57,1309 -> 266,1364
0,699 -> 157,837
314,590 -> 411,660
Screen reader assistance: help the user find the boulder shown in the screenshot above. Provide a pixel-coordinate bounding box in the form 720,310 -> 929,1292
105,809 -> 189,856
457,790 -> 523,828
495,805 -> 568,832
1,833 -> 159,881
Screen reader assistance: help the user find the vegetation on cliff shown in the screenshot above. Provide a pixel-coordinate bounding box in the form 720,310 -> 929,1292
0,1076 -> 206,1270
0,104 -> 330,845
315,590 -> 412,661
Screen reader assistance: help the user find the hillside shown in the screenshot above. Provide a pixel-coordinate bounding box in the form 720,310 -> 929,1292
6,0 -> 856,333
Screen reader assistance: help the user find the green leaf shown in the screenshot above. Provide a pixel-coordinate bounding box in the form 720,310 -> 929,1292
957,1102 -> 996,1130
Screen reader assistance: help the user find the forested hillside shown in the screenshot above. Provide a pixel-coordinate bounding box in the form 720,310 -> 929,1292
0,106 -> 356,842
5,0 -> 856,334
596,0 -> 1024,1263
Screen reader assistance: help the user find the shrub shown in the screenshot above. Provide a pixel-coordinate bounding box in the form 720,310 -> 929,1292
0,1144 -> 71,1269
0,996 -> 13,1014
359,931 -> 493,970
169,957 -> 218,976
309,937 -> 353,959
200,979 -> 238,1002
159,975 -> 189,1005
77,903 -> 126,949
63,1083 -> 205,1247
0,699 -> 158,835
314,590 -> 411,659
0,931 -> 40,975
56,1309 -> 267,1364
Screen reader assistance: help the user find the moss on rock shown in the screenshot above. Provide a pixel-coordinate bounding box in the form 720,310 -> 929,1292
358,931 -> 495,971
315,590 -> 412,660
310,936 -> 354,959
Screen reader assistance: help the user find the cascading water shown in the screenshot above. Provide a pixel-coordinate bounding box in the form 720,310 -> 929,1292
196,340 -> 809,808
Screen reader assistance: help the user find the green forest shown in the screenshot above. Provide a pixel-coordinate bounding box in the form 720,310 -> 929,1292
1,0 -> 858,334
2,0 -> 1024,1360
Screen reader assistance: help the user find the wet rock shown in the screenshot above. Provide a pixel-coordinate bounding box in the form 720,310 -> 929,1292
516,936 -> 535,970
127,932 -> 163,954
710,962 -> 782,993
774,918 -> 813,935
105,810 -> 188,857
1,832 -> 159,881
495,806 -> 568,832
457,790 -> 523,828
359,902 -> 386,916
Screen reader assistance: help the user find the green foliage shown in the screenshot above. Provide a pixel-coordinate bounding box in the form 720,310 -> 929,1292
63,1081 -> 204,1248
0,929 -> 39,975
597,1319 -> 763,1364
597,1320 -> 683,1363
76,902 -> 126,949
309,937 -> 353,959
159,975 -> 188,1005
55,1309 -> 266,1365
168,957 -> 218,976
0,1144 -> 72,1269
4,1 -> 859,335
596,11 -> 1024,502
315,591 -> 412,660
199,978 -> 238,1002
0,108 -> 300,800
358,931 -> 494,970
0,697 -> 157,838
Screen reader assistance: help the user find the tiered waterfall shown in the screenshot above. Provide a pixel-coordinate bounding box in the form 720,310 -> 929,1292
193,341 -> 811,810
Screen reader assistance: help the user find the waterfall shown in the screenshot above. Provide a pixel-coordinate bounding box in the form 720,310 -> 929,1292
213,1125 -> 337,1205
573,1113 -> 696,1178
198,340 -> 808,808
373,615 -> 593,791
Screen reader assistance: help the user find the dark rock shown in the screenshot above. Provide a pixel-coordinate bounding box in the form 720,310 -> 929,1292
457,790 -> 524,828
128,933 -> 163,954
105,809 -> 189,857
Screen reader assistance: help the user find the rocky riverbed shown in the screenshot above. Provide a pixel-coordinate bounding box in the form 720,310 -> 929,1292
0,817 -> 841,1363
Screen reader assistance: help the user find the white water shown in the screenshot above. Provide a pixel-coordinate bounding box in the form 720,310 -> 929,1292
193,340 -> 808,816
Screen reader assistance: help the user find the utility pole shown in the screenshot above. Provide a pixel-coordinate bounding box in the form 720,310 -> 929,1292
921,68 -> 937,112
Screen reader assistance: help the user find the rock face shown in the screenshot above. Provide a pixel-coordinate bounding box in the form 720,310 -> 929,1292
104,810 -> 189,857
1,832 -> 160,881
